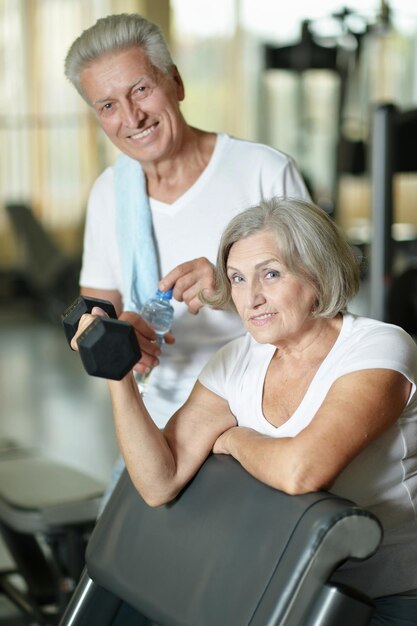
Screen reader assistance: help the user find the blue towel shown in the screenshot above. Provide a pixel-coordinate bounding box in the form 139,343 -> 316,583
114,153 -> 159,312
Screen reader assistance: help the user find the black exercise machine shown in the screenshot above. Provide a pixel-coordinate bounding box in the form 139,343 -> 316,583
370,104 -> 417,327
5,203 -> 81,323
0,442 -> 105,625
59,455 -> 382,626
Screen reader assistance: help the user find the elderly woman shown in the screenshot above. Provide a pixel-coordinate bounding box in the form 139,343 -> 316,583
73,198 -> 417,625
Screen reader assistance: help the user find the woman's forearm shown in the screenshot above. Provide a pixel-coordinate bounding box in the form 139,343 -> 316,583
107,374 -> 182,506
216,427 -> 324,495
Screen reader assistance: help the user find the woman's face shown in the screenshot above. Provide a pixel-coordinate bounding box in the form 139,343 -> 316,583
226,230 -> 318,346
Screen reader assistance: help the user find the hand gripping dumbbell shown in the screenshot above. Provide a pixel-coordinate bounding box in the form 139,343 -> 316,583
62,296 -> 141,380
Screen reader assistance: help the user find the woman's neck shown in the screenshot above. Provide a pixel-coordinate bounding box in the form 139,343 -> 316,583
273,315 -> 343,365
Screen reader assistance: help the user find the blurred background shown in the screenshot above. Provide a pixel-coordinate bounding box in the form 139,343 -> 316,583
1,1 -> 417,619
2,0 -> 417,273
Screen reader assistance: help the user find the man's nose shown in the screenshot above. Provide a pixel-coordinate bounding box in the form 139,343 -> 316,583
120,100 -> 144,128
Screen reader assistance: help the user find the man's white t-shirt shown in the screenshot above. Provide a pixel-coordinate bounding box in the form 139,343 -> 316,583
199,313 -> 417,598
80,133 -> 310,426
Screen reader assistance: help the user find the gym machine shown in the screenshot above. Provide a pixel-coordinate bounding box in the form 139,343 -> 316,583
59,455 -> 382,626
371,104 -> 417,328
0,442 -> 105,625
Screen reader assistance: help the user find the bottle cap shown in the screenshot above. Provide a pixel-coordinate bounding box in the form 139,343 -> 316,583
156,288 -> 173,300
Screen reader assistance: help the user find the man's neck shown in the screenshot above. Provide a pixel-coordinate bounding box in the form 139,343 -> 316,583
143,127 -> 217,204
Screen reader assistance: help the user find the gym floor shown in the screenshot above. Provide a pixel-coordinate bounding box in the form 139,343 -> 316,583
0,285 -> 371,625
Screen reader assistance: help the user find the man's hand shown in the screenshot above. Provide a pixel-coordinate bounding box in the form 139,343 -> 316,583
159,257 -> 215,315
120,310 -> 175,374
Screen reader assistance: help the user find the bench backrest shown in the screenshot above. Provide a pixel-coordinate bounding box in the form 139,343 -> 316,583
85,455 -> 382,626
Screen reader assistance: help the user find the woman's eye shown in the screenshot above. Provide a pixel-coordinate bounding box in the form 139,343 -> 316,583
266,270 -> 280,279
230,275 -> 244,284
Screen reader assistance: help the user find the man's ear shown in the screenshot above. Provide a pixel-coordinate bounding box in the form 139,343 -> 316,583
172,65 -> 185,101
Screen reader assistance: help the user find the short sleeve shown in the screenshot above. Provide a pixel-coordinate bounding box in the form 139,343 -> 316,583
198,335 -> 250,400
336,321 -> 417,404
281,156 -> 311,201
79,167 -> 121,291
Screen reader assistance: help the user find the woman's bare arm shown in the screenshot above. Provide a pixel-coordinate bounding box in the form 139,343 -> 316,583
213,369 -> 411,494
109,377 -> 236,506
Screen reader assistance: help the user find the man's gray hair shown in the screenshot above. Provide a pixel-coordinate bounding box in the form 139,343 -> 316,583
64,13 -> 174,100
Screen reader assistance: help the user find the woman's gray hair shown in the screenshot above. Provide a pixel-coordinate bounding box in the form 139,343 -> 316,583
202,197 -> 360,318
64,13 -> 174,101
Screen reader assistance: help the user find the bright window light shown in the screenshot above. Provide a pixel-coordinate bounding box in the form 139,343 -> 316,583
171,0 -> 236,37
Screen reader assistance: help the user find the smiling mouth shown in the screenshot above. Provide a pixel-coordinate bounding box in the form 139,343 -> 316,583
130,123 -> 158,140
251,312 -> 276,322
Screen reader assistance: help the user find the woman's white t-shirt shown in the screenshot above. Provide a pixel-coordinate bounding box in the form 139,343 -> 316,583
199,313 -> 417,598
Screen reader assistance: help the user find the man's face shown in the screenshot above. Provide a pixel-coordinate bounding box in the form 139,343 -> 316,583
80,46 -> 185,164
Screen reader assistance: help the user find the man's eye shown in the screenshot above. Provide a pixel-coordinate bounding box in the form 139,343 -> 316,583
133,85 -> 148,98
132,81 -> 157,100
101,103 -> 113,113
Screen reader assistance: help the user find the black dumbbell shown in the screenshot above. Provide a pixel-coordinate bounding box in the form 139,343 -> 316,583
62,296 -> 141,380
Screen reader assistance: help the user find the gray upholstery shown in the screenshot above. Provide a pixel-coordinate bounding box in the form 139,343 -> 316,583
0,445 -> 105,624
61,455 -> 382,626
0,452 -> 104,533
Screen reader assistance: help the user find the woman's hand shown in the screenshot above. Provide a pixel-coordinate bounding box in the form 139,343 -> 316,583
69,306 -> 108,351
70,307 -> 175,375
212,427 -> 234,455
213,426 -> 255,455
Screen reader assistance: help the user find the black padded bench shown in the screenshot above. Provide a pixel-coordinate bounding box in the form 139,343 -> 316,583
0,443 -> 105,625
59,455 -> 382,626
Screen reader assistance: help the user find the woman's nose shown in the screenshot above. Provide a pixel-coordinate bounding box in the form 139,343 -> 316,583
247,279 -> 265,308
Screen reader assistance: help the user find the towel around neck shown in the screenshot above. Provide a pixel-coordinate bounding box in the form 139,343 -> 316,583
114,153 -> 160,312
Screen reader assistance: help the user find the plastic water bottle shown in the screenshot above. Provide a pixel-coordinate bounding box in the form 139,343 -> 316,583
140,289 -> 174,345
136,289 -> 174,394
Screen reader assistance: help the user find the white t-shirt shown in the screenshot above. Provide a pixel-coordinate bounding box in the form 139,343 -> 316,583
80,133 -> 310,426
199,313 -> 417,598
